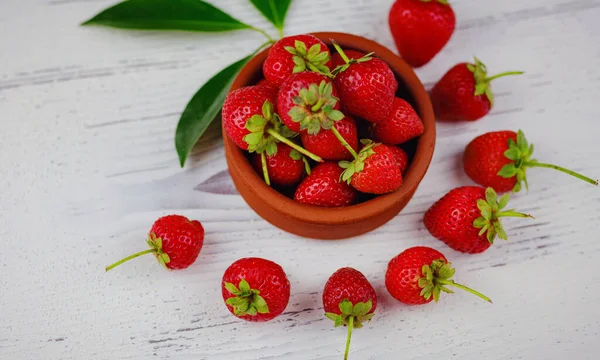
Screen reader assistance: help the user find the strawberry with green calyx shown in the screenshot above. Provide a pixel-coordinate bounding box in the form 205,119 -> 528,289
431,57 -> 523,121
251,144 -> 307,187
284,40 -> 332,75
339,139 -> 403,194
464,129 -> 598,193
301,116 -> 358,161
223,279 -> 269,317
294,162 -> 357,207
424,186 -> 534,254
106,215 -> 204,271
287,80 -> 345,134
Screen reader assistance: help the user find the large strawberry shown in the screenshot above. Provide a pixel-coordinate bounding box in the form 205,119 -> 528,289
339,140 -> 403,194
251,143 -> 307,187
430,57 -> 523,121
300,116 -> 358,161
295,162 -> 357,207
424,186 -> 533,254
332,45 -> 398,123
323,268 -> 377,360
385,246 -> 491,305
388,0 -> 456,68
464,130 -> 598,193
372,98 -> 424,145
222,257 -> 290,322
263,34 -> 332,86
331,49 -> 365,68
105,215 -> 204,271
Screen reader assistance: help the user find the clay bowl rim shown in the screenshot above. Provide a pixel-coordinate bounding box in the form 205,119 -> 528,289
224,31 -> 435,226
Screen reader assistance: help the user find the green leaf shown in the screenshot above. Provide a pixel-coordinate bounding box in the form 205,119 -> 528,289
327,110 -> 345,121
175,54 -> 252,167
249,0 -> 291,32
498,164 -> 519,178
239,279 -> 251,293
224,282 -> 239,295
289,149 -> 302,161
82,0 -> 253,32
504,147 -> 521,161
485,187 -> 498,207
325,312 -> 339,322
498,193 -> 511,210
477,199 -> 492,219
473,216 -> 488,229
339,300 -> 353,315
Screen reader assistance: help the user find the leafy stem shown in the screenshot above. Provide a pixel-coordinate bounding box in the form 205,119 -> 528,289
344,315 -> 354,360
525,162 -> 598,186
331,126 -> 358,159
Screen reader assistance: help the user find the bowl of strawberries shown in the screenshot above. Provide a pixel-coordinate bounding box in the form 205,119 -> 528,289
222,32 -> 435,240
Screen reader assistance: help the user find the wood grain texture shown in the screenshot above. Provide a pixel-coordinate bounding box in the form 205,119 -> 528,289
1,0 -> 599,359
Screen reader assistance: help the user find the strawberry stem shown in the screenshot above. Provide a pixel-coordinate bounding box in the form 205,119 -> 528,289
437,279 -> 492,303
497,211 -> 535,219
331,126 -> 358,159
485,71 -> 524,83
260,152 -> 271,186
332,41 -> 350,64
105,249 -> 156,271
266,128 -> 323,162
302,157 -> 312,175
344,315 -> 354,360
526,162 -> 598,186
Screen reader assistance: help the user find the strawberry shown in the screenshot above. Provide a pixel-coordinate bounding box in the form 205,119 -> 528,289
464,130 -> 598,193
385,246 -> 491,305
263,34 -> 332,86
424,186 -> 533,254
430,57 -> 523,121
323,268 -> 377,360
222,257 -> 290,322
105,215 -> 204,271
388,146 -> 410,174
300,115 -> 358,161
332,45 -> 398,123
340,140 -> 403,194
388,0 -> 456,68
295,162 -> 357,207
331,49 -> 365,69
251,143 -> 306,187
372,98 -> 424,145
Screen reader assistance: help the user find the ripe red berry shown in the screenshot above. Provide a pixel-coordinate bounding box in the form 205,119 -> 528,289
300,116 -> 358,161
251,143 -> 306,187
222,257 -> 290,322
372,98 -> 424,145
295,162 -> 357,207
105,215 -> 205,271
385,246 -> 491,305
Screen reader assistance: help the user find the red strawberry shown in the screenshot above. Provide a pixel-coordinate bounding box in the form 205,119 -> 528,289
323,268 -> 377,359
424,186 -> 533,254
340,140 -> 402,194
256,78 -> 279,98
300,116 -> 358,161
295,162 -> 357,207
332,46 -> 398,123
105,215 -> 204,271
222,257 -> 290,322
277,72 -> 343,133
263,34 -> 332,86
331,49 -> 365,68
372,98 -> 424,144
464,130 -> 598,193
430,57 -> 523,121
388,146 -> 409,174
385,246 -> 491,305
251,143 -> 306,186
388,0 -> 456,68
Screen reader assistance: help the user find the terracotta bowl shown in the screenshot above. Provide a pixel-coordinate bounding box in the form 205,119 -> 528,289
224,32 -> 435,240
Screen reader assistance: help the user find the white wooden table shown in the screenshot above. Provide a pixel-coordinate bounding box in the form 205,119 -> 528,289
2,0 -> 600,359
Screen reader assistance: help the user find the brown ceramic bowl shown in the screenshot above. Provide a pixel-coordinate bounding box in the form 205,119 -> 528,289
224,32 -> 435,240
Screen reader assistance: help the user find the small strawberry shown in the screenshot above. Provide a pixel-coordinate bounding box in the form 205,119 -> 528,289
323,268 -> 377,360
295,162 -> 358,207
464,129 -> 598,193
105,215 -> 204,271
300,116 -> 358,161
388,0 -> 456,68
372,98 -> 424,145
332,45 -> 398,123
424,186 -> 533,254
386,246 -> 492,305
388,146 -> 410,174
331,49 -> 366,69
251,143 -> 307,187
222,257 -> 290,322
339,140 -> 403,194
430,57 -> 524,121
263,34 -> 332,86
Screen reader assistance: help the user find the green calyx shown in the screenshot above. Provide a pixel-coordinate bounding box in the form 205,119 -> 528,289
467,57 -> 524,107
244,100 -> 297,156
325,299 -> 374,328
473,187 -> 534,243
288,80 -> 345,135
331,41 -> 374,75
498,130 -> 598,192
284,40 -> 331,76
418,260 -> 492,303
224,278 -> 269,317
105,232 -> 170,271
420,0 -> 450,4
339,139 -> 377,183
